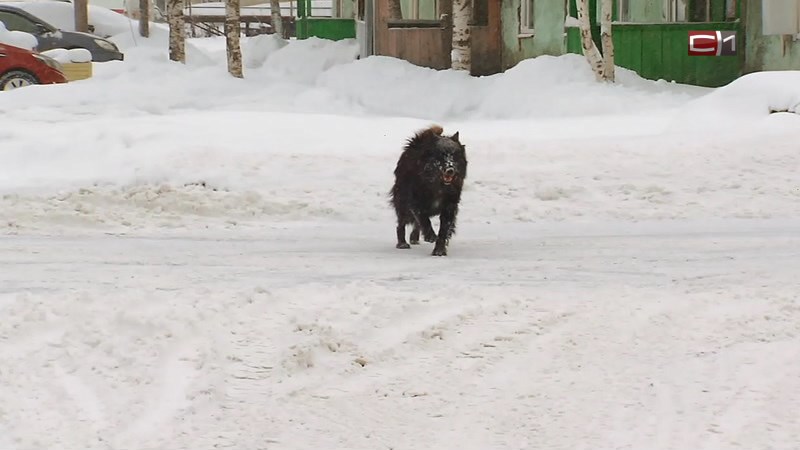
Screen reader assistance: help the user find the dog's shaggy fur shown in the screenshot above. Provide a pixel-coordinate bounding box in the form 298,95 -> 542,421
390,125 -> 468,256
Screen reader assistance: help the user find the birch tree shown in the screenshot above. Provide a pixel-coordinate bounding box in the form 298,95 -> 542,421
451,0 -> 471,71
600,0 -> 615,81
576,0 -> 614,82
225,0 -> 243,78
270,0 -> 283,37
168,0 -> 185,63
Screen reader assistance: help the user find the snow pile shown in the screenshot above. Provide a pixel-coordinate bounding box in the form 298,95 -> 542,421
671,71 -> 800,132
41,47 -> 93,63
317,53 -> 707,119
0,21 -> 38,50
242,33 -> 288,68
10,0 -> 135,37
1,33 -> 704,121
256,36 -> 361,82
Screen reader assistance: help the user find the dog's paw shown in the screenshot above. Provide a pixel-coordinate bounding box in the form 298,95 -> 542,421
410,239 -> 420,245
423,233 -> 437,243
431,247 -> 447,256
396,242 -> 411,249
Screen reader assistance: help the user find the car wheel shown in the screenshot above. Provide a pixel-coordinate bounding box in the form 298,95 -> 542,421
0,70 -> 39,91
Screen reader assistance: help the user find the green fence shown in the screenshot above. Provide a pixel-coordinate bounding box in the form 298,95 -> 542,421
296,17 -> 356,40
295,0 -> 356,40
567,21 -> 743,87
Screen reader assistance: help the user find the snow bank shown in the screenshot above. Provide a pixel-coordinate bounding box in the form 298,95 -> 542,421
0,21 -> 38,50
3,32 -> 704,121
242,33 -> 288,68
41,47 -> 93,63
671,71 -> 800,132
317,53 -> 706,119
11,0 -> 135,37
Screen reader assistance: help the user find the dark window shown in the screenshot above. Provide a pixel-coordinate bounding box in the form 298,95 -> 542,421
688,0 -> 710,21
0,11 -> 38,34
472,0 -> 488,26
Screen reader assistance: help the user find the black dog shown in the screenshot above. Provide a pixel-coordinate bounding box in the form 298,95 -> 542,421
390,125 -> 467,256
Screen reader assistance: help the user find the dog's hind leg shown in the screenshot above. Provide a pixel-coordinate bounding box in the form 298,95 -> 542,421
395,211 -> 412,249
412,210 -> 436,243
396,224 -> 410,249
409,224 -> 420,245
420,216 -> 437,243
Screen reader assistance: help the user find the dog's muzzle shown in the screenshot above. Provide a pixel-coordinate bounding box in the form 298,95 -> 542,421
442,167 -> 456,185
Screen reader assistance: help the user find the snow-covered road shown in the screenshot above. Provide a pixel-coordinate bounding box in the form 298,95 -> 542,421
2,26 -> 799,450
2,221 -> 798,450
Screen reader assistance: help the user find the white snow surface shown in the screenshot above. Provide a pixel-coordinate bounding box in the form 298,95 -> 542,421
1,32 -> 799,450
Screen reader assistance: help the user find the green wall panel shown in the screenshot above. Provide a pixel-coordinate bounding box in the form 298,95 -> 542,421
296,18 -> 356,40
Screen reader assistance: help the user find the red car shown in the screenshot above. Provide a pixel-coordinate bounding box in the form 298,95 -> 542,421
0,43 -> 67,91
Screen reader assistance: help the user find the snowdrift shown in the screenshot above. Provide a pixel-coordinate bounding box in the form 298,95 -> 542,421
1,30 -> 707,121
670,71 -> 800,132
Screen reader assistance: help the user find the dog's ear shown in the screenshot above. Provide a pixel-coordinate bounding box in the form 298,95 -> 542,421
451,131 -> 460,143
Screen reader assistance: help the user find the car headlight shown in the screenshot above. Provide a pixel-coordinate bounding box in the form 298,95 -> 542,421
93,39 -> 118,51
33,54 -> 64,72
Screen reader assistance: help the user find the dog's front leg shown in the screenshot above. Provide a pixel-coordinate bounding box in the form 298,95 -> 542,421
432,207 -> 456,256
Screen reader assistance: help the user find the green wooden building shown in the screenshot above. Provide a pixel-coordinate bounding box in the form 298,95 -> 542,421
317,0 -> 800,87
563,0 -> 800,86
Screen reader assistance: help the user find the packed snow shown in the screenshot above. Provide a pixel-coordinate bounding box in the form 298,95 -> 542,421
1,18 -> 799,450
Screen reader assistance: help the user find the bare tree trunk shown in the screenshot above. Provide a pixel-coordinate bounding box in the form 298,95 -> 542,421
600,0 -> 614,82
225,0 -> 243,78
576,0 -> 604,81
168,0 -> 185,62
74,0 -> 89,33
387,0 -> 402,19
270,0 -> 283,37
139,0 -> 150,37
451,0 -> 471,72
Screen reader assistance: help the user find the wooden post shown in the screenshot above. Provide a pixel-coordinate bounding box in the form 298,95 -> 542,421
139,0 -> 150,37
74,0 -> 89,33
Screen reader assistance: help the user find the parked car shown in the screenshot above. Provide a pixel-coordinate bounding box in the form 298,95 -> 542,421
0,4 -> 123,62
0,41 -> 66,90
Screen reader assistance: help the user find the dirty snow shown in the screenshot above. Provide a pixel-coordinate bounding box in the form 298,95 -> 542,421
1,25 -> 799,450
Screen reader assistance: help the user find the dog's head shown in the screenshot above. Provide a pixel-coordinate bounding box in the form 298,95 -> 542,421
420,127 -> 467,187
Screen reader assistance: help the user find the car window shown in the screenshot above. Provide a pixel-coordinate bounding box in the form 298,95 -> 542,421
0,11 -> 39,34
